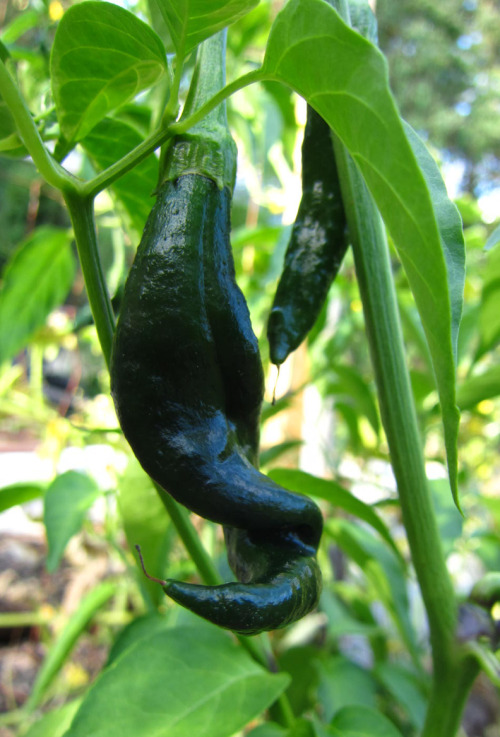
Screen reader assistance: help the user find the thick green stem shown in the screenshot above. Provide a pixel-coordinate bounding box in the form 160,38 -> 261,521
422,657 -> 479,737
332,143 -> 468,731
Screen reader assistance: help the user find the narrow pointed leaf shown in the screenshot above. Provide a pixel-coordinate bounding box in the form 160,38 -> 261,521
262,0 -> 461,506
51,2 -> 166,141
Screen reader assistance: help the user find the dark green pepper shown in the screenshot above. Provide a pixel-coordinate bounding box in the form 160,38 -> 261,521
110,32 -> 322,634
267,106 -> 349,366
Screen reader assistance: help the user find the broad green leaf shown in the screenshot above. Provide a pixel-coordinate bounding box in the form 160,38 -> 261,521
65,625 -> 290,737
456,365 -> 500,410
106,613 -> 172,665
247,725 -> 286,737
51,2 -> 167,141
157,0 -> 259,58
23,700 -> 82,737
0,482 -> 45,513
262,0 -> 460,506
44,471 -> 100,572
268,468 -> 401,562
329,706 -> 404,737
26,583 -> 115,712
81,117 -> 159,233
117,459 -> 171,608
215,720 -> 316,737
0,227 -> 74,366
317,656 -> 377,723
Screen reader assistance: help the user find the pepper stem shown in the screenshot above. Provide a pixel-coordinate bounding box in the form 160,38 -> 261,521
135,544 -> 167,586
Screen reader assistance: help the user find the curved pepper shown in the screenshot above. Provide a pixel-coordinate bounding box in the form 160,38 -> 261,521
267,105 -> 349,366
110,32 -> 322,634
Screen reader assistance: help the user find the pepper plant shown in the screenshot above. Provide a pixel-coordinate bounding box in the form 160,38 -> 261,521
0,1 -> 499,736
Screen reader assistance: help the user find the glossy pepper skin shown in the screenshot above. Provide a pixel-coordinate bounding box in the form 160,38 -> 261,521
110,173 -> 323,633
267,106 -> 349,366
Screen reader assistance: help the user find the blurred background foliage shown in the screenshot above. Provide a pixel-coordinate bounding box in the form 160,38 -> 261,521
0,0 -> 499,734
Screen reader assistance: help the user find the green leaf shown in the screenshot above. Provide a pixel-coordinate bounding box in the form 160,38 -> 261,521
329,706 -> 404,737
0,9 -> 40,43
319,589 -> 381,640
463,642 -> 500,687
326,364 -> 380,436
50,2 -> 167,141
81,117 -> 159,233
375,662 -> 427,729
278,647 -> 320,717
106,613 -> 172,666
268,468 -> 401,562
23,700 -> 82,737
478,245 -> 500,356
0,482 -> 45,513
0,227 -> 75,366
326,519 -> 419,664
157,0 -> 259,58
247,725 -> 287,737
260,440 -> 303,468
456,365 -> 500,410
65,625 -> 290,737
262,0 -> 461,507
44,471 -> 100,573
317,656 -> 377,723
26,583 -> 116,712
117,459 -> 171,608
402,122 -> 465,364
0,96 -> 17,139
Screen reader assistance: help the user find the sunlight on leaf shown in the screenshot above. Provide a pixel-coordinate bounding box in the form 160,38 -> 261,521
262,0 -> 461,506
66,625 -> 290,737
51,2 -> 167,141
0,227 -> 74,366
156,0 -> 259,59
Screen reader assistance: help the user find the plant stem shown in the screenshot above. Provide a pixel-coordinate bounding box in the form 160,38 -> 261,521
82,125 -> 172,198
63,192 -> 115,369
171,68 -> 265,135
332,142 -> 467,732
82,68 -> 265,197
0,59 -> 76,193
